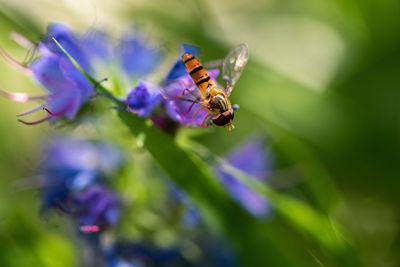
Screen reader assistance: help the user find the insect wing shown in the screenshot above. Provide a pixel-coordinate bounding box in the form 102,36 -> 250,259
222,43 -> 249,95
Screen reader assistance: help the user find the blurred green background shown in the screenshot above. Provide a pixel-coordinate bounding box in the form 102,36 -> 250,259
0,0 -> 399,266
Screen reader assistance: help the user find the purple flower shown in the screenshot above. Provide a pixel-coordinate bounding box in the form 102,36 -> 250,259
215,136 -> 271,217
72,186 -> 120,231
162,69 -> 220,127
40,137 -> 123,225
0,23 -> 95,124
30,49 -> 93,121
117,32 -> 164,79
1,23 -> 164,125
126,81 -> 162,117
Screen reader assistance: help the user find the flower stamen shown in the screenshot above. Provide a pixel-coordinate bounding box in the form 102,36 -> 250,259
17,105 -> 46,117
18,115 -> 51,125
42,97 -> 76,117
0,88 -> 48,103
0,46 -> 32,75
43,107 -> 56,116
17,104 -> 71,125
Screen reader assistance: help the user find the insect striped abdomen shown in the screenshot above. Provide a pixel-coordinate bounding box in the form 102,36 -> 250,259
182,52 -> 214,94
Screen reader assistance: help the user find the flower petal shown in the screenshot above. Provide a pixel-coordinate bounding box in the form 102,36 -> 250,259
30,50 -> 94,120
58,57 -> 94,102
47,89 -> 81,120
126,81 -> 162,117
80,29 -> 112,61
31,52 -> 72,93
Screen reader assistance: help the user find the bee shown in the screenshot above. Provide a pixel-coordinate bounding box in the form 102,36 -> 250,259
182,43 -> 249,130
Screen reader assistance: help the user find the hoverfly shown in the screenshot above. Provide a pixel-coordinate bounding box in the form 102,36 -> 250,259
181,43 -> 249,130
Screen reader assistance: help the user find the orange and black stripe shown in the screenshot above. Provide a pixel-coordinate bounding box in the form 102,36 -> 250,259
182,52 -> 215,94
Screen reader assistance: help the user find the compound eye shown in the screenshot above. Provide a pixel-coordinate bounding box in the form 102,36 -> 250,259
212,110 -> 234,126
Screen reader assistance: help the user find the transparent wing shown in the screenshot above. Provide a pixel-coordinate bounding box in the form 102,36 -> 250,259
222,43 -> 249,95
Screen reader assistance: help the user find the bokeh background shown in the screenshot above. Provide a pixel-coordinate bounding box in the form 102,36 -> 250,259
0,0 -> 399,266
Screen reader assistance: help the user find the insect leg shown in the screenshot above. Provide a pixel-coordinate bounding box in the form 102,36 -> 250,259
181,88 -> 201,101
167,95 -> 199,103
184,100 -> 198,115
200,114 -> 212,128
190,105 -> 207,125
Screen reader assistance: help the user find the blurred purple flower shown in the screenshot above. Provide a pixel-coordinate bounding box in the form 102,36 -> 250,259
107,239 -> 238,267
215,136 -> 271,217
80,30 -> 113,62
72,186 -> 120,231
42,137 -> 123,180
109,241 -> 186,267
40,137 -> 123,231
117,32 -> 164,79
168,184 -> 201,227
126,81 -> 162,117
